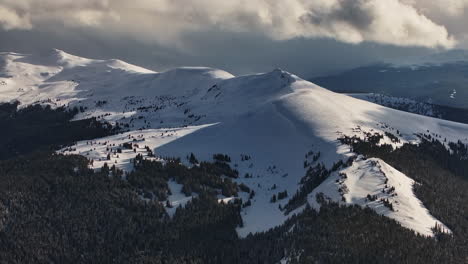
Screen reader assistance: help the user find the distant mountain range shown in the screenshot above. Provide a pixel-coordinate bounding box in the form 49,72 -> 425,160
312,50 -> 468,109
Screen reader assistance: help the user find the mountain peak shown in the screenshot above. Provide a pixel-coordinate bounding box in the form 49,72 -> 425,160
266,68 -> 296,82
27,48 -> 91,68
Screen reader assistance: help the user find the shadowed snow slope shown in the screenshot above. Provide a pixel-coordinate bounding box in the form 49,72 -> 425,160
2,49 -> 467,237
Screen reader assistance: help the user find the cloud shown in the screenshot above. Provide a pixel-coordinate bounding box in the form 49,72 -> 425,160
0,5 -> 31,30
404,0 -> 468,16
0,0 -> 459,49
297,0 -> 455,48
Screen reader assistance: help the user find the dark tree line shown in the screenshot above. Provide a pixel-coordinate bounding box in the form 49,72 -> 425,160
128,153 -> 242,200
0,102 -> 114,159
1,149 -> 466,263
0,153 -> 281,264
286,198 -> 461,264
284,158 -> 353,215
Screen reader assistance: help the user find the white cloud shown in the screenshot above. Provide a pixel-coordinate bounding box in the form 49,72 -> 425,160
0,0 -> 460,48
0,5 -> 31,30
404,0 -> 468,16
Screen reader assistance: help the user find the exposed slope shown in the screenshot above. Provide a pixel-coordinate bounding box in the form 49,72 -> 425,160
2,49 -> 468,237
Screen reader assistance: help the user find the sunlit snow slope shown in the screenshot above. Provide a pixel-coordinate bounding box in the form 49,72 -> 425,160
308,157 -> 451,236
1,49 -> 467,237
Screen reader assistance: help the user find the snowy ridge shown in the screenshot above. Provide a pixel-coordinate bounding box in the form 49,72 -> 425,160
308,157 -> 451,236
2,49 -> 468,237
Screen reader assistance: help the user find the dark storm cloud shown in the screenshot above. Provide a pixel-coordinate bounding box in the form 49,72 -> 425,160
331,1 -> 374,29
0,0 -> 457,47
301,1 -> 373,30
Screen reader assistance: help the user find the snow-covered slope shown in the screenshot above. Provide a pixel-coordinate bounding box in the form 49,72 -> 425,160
2,49 -> 467,237
308,157 -> 451,236
0,49 -> 232,111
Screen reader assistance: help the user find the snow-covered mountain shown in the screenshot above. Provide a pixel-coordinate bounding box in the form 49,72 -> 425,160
311,50 -> 468,109
1,49 -> 467,237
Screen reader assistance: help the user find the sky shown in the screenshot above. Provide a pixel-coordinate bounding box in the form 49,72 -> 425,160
1,0 -> 468,78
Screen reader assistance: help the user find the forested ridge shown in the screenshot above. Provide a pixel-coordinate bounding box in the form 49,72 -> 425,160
0,103 -> 467,263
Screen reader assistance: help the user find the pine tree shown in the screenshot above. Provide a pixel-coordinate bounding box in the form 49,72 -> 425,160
189,153 -> 198,164
270,194 -> 277,203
